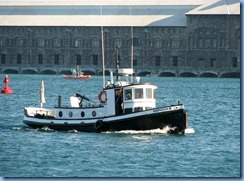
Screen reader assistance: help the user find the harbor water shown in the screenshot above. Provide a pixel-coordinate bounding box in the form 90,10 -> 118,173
0,74 -> 240,177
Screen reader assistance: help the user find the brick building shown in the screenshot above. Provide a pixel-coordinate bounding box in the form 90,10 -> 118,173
0,0 -> 240,77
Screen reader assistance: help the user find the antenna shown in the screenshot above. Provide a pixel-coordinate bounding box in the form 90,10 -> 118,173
100,6 -> 105,88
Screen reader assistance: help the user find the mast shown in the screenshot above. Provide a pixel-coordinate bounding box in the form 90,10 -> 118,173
129,5 -> 134,83
115,46 -> 120,82
100,6 -> 105,88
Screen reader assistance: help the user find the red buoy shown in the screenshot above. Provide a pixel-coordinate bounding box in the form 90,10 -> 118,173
1,75 -> 13,94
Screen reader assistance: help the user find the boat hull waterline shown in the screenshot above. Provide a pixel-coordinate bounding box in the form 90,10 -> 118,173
23,105 -> 188,134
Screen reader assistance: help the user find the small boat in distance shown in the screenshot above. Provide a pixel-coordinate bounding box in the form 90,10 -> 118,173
62,66 -> 91,79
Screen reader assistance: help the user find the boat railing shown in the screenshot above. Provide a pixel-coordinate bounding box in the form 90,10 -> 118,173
54,103 -> 104,109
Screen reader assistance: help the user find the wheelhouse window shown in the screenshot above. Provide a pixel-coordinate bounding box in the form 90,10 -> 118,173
125,89 -> 132,100
146,88 -> 152,99
135,88 -> 143,99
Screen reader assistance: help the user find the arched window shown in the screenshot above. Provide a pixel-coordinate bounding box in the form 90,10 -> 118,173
173,56 -> 178,66
17,54 -> 22,64
232,57 -> 238,68
53,37 -> 60,47
155,39 -> 162,48
91,38 -> 99,48
0,37 -> 7,46
16,37 -> 23,46
37,37 -> 45,47
75,38 -> 82,47
155,56 -> 160,66
171,38 -> 179,49
38,54 -> 43,64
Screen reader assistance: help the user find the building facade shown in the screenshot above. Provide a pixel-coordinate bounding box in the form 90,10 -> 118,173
0,0 -> 240,77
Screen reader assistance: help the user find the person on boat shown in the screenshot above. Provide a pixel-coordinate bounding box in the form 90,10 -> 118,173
115,90 -> 123,114
125,90 -> 132,100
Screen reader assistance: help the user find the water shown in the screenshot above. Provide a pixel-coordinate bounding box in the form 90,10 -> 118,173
0,75 -> 240,177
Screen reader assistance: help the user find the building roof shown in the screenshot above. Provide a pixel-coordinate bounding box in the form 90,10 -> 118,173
186,0 -> 240,15
0,0 -> 240,27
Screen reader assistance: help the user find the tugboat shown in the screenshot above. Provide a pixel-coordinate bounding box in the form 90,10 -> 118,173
23,49 -> 189,134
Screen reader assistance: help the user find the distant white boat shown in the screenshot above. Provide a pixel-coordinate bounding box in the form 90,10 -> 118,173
62,66 -> 91,79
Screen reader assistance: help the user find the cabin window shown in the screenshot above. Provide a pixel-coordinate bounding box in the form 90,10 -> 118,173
146,88 -> 152,99
135,88 -> 143,99
153,89 -> 156,99
125,89 -> 132,100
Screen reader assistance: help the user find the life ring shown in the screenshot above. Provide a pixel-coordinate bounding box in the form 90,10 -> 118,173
98,90 -> 107,103
94,120 -> 103,130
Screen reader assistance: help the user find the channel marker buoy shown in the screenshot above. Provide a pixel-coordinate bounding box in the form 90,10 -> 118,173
1,75 -> 13,94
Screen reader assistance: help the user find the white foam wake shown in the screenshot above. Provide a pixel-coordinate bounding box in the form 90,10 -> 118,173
105,126 -> 175,134
184,128 -> 195,134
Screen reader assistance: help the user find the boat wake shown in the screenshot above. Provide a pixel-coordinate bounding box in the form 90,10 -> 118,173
184,128 -> 195,134
105,126 -> 195,135
12,126 -> 195,134
12,126 -> 57,132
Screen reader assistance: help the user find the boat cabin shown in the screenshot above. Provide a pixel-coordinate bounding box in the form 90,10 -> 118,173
66,68 -> 157,119
102,68 -> 157,116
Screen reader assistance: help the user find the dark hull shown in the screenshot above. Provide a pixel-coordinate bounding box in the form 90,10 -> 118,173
24,109 -> 188,134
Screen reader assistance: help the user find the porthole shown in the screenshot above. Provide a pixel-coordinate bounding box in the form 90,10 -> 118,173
69,111 -> 73,118
81,111 -> 85,117
92,111 -> 96,117
59,111 -> 63,117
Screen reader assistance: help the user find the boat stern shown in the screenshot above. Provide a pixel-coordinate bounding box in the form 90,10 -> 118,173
24,107 -> 55,118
